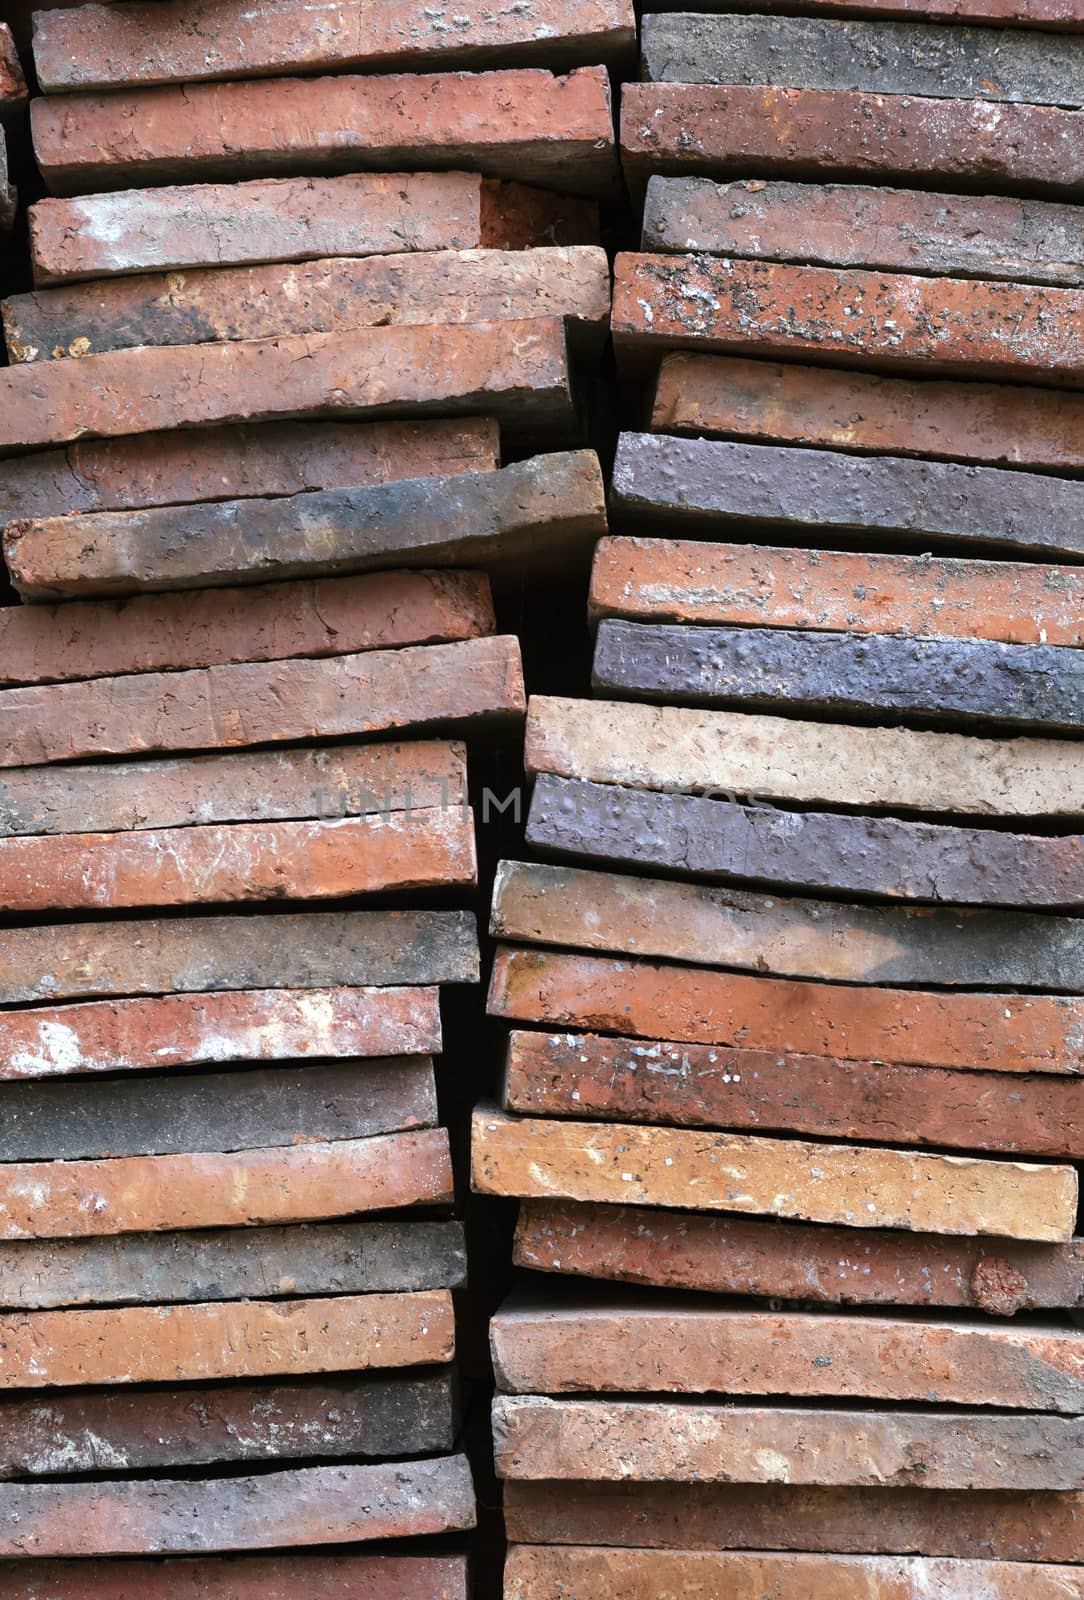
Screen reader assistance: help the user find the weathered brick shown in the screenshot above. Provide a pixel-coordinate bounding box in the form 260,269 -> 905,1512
0,319 -> 573,456
491,1301 -> 1084,1410
620,83 -> 1084,197
0,1129 -> 453,1238
0,25 -> 26,116
595,618 -> 1084,731
0,638 -> 523,765
31,67 -> 618,196
493,859 -> 1084,989
0,417 -> 500,525
0,1373 -> 454,1476
0,127 -> 13,232
494,1398 -> 1083,1487
0,1552 -> 468,1598
504,1481 -> 1084,1564
651,353 -> 1084,472
33,0 -> 635,89
641,12 -> 1084,104
503,1546 -> 1084,1597
7,246 -> 612,362
512,1200 -> 1084,1314
634,0 -> 1084,22
6,452 -> 604,597
503,1030 -> 1083,1157
0,1059 -> 438,1161
0,1456 -> 475,1554
591,534 -> 1084,648
526,695 -> 1084,817
489,947 -> 1084,1074
26,173 -> 598,285
471,1105 -> 1077,1239
0,985 -> 441,1080
0,1292 -> 453,1389
527,773 -> 1084,909
641,176 -> 1084,286
0,809 -> 477,913
0,1218 -> 467,1310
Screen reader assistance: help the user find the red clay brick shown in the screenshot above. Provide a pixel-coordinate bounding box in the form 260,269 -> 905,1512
0,26 -> 25,116
0,1553 -> 468,1597
621,83 -> 1084,197
0,984 -> 441,1080
31,68 -> 618,196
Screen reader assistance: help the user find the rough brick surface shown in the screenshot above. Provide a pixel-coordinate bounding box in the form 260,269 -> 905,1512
0,25 -> 26,113
7,453 -> 604,597
621,83 -> 1084,196
0,417 -> 500,525
31,67 -> 618,196
8,246 -> 612,362
512,1201 -> 1084,1313
492,860 -> 1084,990
641,176 -> 1084,286
651,353 -> 1084,471
526,773 -> 1084,909
0,1218 -> 467,1310
0,1292 -> 453,1388
526,695 -> 1084,817
471,1105 -> 1077,1240
641,12 -> 1084,103
0,985 -> 441,1080
0,909 -> 475,1006
503,1546 -> 1084,1597
0,1552 -> 469,1598
0,1129 -> 454,1238
33,0 -> 636,89
0,1456 -> 475,1555
0,128 -> 13,232
637,0 -> 1084,21
0,1373 -> 454,1476
25,173 -> 598,285
489,947 -> 1084,1074
0,319 -> 573,456
494,1399 -> 1082,1488
591,535 -> 1084,649
0,637 -> 523,765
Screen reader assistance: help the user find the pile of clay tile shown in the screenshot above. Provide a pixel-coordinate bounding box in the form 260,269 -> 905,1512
472,4 -> 1084,1597
0,2 -> 626,1596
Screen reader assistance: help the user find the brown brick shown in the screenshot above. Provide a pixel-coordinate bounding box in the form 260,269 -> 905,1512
8,247 -> 612,362
620,83 -> 1084,197
0,319 -> 572,456
651,353 -> 1084,472
30,68 -> 618,196
641,12 -> 1084,105
494,1398 -> 1083,1488
504,1482 -> 1084,1565
0,1129 -> 453,1239
503,1546 -> 1083,1597
0,1373 -> 454,1476
616,255 -> 1084,387
6,453 -> 604,597
471,1106 -> 1077,1240
0,25 -> 26,114
0,908 -> 477,1007
491,1302 -> 1084,1411
488,947 -> 1084,1074
0,1552 -> 469,1598
33,0 -> 635,89
591,534 -> 1084,648
526,694 -> 1084,816
512,1201 -> 1084,1314
0,1291 -> 453,1388
0,985 -> 441,1080
641,176 -> 1084,287
0,1456 -> 475,1555
0,741 -> 467,835
0,637 -> 523,765
0,417 -> 500,525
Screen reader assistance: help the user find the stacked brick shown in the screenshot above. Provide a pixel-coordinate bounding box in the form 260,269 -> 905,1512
0,3 -> 623,1594
473,5 -> 1084,1596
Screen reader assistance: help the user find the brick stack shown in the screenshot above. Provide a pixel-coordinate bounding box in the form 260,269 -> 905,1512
0,3 -> 624,1595
473,5 -> 1084,1596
